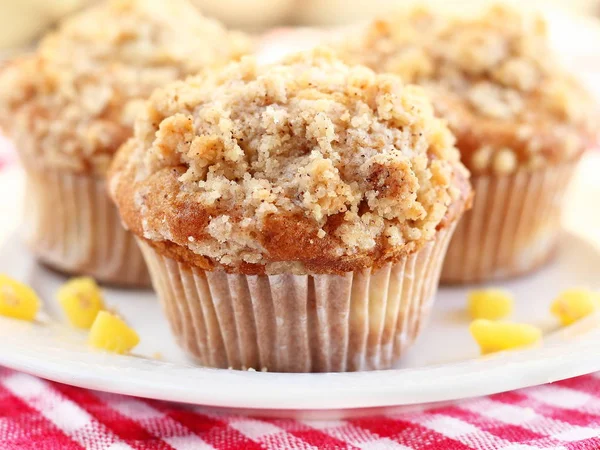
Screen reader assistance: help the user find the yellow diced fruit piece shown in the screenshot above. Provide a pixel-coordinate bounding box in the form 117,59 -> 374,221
468,288 -> 513,320
89,311 -> 140,354
57,277 -> 105,329
551,288 -> 600,326
470,319 -> 542,355
0,275 -> 41,321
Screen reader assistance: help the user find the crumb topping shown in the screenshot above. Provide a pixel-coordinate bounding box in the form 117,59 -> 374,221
110,49 -> 470,274
338,6 -> 598,175
0,0 -> 251,175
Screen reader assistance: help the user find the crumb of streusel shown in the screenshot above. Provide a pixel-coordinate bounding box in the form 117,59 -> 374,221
338,5 -> 598,175
0,0 -> 251,175
110,48 -> 471,275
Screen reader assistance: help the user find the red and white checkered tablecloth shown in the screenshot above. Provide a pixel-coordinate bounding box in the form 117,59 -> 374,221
2,143 -> 600,449
2,366 -> 600,449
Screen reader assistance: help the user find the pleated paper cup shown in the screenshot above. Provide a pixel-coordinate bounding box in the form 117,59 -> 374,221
22,164 -> 150,287
441,161 -> 579,284
138,224 -> 456,373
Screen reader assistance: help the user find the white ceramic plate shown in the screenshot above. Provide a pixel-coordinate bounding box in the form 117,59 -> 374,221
2,13 -> 600,416
0,154 -> 599,418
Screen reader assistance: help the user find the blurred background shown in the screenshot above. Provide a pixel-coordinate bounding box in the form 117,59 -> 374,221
1,0 -> 599,51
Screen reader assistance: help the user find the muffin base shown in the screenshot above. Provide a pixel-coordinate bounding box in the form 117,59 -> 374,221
138,225 -> 455,373
22,165 -> 150,287
441,161 -> 578,284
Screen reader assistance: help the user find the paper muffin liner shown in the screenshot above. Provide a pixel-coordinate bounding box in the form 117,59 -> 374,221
22,164 -> 150,287
138,224 -> 455,373
441,161 -> 579,284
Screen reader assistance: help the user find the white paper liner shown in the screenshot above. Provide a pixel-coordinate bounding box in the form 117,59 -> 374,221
22,165 -> 150,287
442,161 -> 578,284
138,225 -> 455,373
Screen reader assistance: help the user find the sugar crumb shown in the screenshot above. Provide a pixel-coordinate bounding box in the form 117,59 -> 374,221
0,0 -> 251,175
112,48 -> 468,272
338,5 -> 598,174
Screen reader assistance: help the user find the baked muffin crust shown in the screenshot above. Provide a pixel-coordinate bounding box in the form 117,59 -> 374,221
110,49 -> 471,275
0,0 -> 250,176
338,6 -> 598,175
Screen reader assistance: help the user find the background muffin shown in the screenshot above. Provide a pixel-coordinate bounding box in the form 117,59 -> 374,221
110,49 -> 471,372
338,5 -> 599,283
0,0 -> 251,286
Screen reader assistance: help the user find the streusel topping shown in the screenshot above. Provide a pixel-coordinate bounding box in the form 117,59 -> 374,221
0,0 -> 250,175
110,49 -> 471,274
338,6 -> 598,175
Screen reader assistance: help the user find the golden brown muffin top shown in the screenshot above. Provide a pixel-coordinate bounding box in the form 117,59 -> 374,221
0,0 -> 251,176
338,6 -> 599,175
110,49 -> 471,275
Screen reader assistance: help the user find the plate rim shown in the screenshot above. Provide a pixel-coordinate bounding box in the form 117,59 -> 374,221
1,308 -> 600,411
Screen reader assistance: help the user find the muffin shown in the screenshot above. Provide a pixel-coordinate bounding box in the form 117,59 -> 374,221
109,49 -> 471,372
0,0 -> 250,286
338,6 -> 599,283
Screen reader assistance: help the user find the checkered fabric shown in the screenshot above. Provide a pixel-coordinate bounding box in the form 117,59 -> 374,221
2,367 -> 600,449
